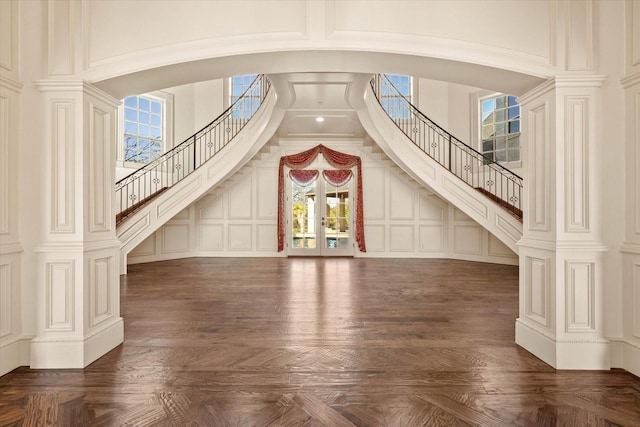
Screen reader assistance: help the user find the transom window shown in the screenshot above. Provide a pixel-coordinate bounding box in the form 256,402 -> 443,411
123,95 -> 164,164
481,95 -> 520,163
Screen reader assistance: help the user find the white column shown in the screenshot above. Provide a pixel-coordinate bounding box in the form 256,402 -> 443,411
516,76 -> 609,369
30,81 -> 123,368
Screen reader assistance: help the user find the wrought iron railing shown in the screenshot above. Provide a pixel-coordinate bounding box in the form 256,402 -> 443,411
370,74 -> 523,219
115,74 -> 271,224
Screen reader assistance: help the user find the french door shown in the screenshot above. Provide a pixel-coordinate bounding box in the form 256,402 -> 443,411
287,170 -> 353,256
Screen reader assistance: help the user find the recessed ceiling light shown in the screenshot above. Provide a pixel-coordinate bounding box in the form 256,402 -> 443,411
316,117 -> 325,122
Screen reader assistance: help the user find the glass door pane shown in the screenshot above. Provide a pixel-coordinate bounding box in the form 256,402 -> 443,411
324,180 -> 350,251
291,179 -> 317,250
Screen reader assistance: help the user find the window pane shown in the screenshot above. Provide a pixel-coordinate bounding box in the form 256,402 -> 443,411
481,99 -> 495,121
509,120 -> 520,133
508,147 -> 520,161
496,96 -> 506,108
496,137 -> 507,150
151,114 -> 161,126
482,124 -> 495,139
484,152 -> 495,162
508,95 -> 518,106
139,111 -> 149,124
124,97 -> 137,107
138,97 -> 150,111
495,150 -> 507,163
495,109 -> 506,122
151,101 -> 162,114
139,124 -> 150,137
124,121 -> 137,134
151,126 -> 162,139
483,140 -> 494,151
496,122 -> 506,136
508,135 -> 520,148
124,108 -> 137,121
508,106 -> 519,120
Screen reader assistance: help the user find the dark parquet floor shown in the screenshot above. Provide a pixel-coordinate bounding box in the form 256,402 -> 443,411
1,257 -> 639,426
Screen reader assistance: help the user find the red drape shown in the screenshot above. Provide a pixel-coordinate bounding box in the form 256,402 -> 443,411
323,170 -> 352,187
289,170 -> 319,187
278,145 -> 366,252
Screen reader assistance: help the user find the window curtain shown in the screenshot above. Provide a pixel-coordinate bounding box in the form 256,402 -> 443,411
277,145 -> 366,252
323,170 -> 352,187
289,170 -> 319,187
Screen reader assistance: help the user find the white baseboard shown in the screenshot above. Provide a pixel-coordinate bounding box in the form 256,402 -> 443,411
0,336 -> 32,376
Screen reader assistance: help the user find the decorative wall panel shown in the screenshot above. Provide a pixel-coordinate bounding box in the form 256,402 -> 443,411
419,195 -> 444,221
256,224 -> 277,251
129,234 -> 155,257
528,104 -> 549,232
51,101 -> 75,234
565,0 -> 594,71
228,175 -> 252,220
47,0 -> 74,75
389,225 -> 414,252
526,256 -> 549,327
0,96 -> 9,235
488,234 -> 515,258
629,0 -> 640,68
90,257 -> 112,327
566,261 -> 595,332
419,225 -> 444,252
0,0 -> 18,76
257,167 -> 277,219
363,168 -> 385,219
453,225 -> 482,255
199,196 -> 223,220
565,96 -> 589,232
389,175 -> 414,220
364,225 -> 385,252
89,105 -> 110,232
200,224 -> 224,251
634,264 -> 640,338
228,224 -> 252,250
161,224 -> 189,253
45,261 -> 74,331
0,264 -> 11,337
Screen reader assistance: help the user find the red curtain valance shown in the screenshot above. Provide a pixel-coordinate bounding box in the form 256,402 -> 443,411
323,170 -> 352,187
277,145 -> 366,252
289,170 -> 319,187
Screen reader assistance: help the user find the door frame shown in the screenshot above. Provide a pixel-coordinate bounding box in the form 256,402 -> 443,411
286,168 -> 354,257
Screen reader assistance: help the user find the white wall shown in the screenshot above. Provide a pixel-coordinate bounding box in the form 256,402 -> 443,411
128,140 -> 518,265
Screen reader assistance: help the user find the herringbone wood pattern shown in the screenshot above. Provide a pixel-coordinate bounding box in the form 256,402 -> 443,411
1,258 -> 639,426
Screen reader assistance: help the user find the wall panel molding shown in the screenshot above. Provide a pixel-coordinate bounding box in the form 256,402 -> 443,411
634,263 -> 640,339
0,264 -> 11,337
50,101 -> 75,234
565,261 -> 595,332
200,224 -> 223,251
89,104 -> 111,232
45,261 -> 74,331
0,95 -> 10,235
525,255 -> 550,328
89,256 -> 112,327
528,103 -> 550,232
228,224 -> 252,250
389,225 -> 414,252
47,0 -> 75,75
161,224 -> 190,254
564,96 -> 590,233
565,0 -> 594,71
0,0 -> 19,77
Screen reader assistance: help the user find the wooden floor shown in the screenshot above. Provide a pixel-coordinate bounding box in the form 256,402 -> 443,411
1,258 -> 639,426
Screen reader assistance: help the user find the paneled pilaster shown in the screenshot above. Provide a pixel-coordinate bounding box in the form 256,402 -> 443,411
31,81 -> 122,369
621,71 -> 640,377
516,76 -> 609,369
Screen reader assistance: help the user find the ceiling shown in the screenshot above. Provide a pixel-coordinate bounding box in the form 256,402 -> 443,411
274,73 -> 366,140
